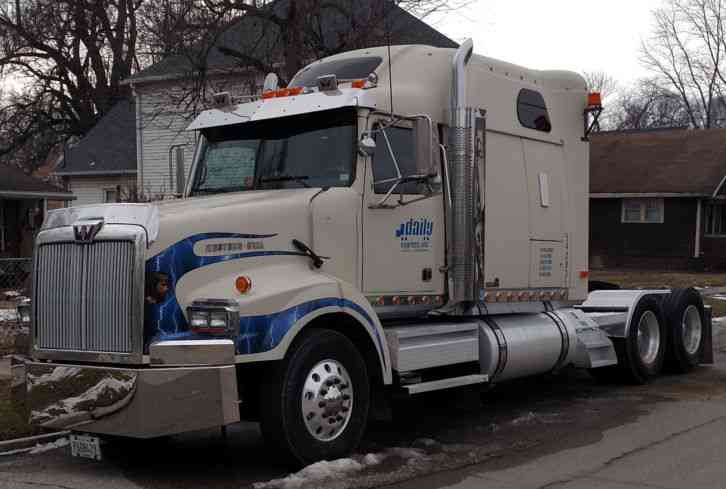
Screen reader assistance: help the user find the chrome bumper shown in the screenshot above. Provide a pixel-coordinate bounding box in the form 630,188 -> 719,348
26,362 -> 239,438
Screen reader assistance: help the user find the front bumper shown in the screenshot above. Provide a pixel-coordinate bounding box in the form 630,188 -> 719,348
26,362 -> 239,438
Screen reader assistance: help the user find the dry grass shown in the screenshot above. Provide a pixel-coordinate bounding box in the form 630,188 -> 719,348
0,379 -> 39,441
590,270 -> 726,318
590,270 -> 726,290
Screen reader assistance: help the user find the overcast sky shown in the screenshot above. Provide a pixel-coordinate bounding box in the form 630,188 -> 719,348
434,0 -> 663,86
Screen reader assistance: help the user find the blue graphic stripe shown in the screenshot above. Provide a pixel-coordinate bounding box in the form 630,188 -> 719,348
145,232 -> 296,341
236,298 -> 384,361
144,232 -> 386,368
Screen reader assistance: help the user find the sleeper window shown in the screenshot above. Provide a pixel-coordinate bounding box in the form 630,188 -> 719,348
517,89 -> 552,133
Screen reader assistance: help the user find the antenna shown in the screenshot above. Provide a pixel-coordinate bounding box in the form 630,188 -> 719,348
385,1 -> 394,120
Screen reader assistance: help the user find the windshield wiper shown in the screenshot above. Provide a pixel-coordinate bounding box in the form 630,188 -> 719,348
192,186 -> 243,195
259,175 -> 312,188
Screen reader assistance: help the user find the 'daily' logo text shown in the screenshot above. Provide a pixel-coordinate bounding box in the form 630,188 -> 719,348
396,218 -> 434,252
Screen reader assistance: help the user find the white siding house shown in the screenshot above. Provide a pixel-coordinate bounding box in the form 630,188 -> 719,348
123,1 -> 458,200
66,175 -> 138,207
132,75 -> 257,198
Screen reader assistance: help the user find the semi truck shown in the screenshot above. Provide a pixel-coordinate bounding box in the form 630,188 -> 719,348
25,40 -> 712,466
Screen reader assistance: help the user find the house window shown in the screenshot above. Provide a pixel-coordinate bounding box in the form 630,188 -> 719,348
705,203 -> 726,236
104,188 -> 118,203
621,198 -> 664,223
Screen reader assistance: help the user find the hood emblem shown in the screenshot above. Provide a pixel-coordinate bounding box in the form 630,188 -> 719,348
73,219 -> 104,243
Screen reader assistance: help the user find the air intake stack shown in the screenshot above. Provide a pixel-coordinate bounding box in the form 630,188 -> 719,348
447,39 -> 477,307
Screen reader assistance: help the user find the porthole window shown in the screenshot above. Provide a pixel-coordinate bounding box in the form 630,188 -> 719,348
517,89 -> 552,133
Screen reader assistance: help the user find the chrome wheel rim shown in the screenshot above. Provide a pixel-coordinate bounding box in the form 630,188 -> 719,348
301,359 -> 353,442
682,305 -> 703,356
637,310 -> 661,366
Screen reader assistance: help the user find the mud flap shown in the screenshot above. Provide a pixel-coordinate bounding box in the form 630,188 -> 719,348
702,305 -> 714,365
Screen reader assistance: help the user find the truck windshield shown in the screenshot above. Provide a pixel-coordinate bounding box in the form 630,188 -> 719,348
191,108 -> 356,196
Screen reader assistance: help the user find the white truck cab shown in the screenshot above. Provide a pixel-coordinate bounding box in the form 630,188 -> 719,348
26,42 -> 712,467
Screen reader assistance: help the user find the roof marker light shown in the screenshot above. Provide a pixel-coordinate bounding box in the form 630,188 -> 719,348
587,92 -> 602,108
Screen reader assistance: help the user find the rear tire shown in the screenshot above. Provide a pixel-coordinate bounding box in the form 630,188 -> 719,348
662,288 -> 704,373
259,328 -> 370,468
591,296 -> 666,385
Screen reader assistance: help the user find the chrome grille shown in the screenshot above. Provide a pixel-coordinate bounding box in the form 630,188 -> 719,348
35,241 -> 135,353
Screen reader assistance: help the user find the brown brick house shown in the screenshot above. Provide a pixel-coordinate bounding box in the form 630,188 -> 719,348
590,128 -> 726,270
0,164 -> 74,258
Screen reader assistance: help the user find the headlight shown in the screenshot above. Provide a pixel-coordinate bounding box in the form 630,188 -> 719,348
187,299 -> 239,335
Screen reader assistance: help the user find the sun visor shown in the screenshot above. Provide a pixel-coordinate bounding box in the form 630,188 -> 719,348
186,89 -> 369,131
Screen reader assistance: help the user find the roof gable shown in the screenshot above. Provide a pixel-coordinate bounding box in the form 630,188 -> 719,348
0,164 -> 72,199
55,100 -> 137,176
590,128 -> 726,196
128,0 -> 458,83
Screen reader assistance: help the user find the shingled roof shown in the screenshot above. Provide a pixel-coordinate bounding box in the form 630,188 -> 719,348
0,164 -> 74,200
127,0 -> 458,84
55,100 -> 137,176
590,128 -> 726,197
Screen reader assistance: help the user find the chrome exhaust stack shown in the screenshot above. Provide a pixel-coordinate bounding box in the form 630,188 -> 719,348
447,39 -> 476,307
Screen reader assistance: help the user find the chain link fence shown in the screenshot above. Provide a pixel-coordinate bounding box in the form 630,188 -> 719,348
0,258 -> 32,293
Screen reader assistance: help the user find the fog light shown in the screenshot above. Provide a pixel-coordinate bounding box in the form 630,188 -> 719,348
187,299 -> 239,335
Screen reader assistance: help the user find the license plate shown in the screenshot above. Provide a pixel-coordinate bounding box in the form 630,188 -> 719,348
69,435 -> 102,461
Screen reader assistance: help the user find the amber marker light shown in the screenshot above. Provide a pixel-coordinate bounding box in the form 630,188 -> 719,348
579,270 -> 590,279
587,92 -> 602,108
288,86 -> 304,96
351,79 -> 366,89
235,276 -> 253,294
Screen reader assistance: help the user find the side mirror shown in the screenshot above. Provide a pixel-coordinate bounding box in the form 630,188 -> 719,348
413,117 -> 434,176
359,134 -> 376,156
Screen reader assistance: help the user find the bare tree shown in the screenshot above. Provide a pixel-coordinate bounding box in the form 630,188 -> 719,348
640,0 -> 726,128
199,0 -> 471,84
0,0 -> 143,168
583,71 -> 619,101
608,79 -> 692,131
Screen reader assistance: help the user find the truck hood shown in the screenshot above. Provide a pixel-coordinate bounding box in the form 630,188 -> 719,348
42,189 -> 321,258
150,189 -> 320,257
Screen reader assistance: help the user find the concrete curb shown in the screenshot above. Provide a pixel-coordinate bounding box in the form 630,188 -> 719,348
0,431 -> 69,453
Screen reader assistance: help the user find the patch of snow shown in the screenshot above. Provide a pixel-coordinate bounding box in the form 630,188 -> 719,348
511,411 -> 538,425
3,291 -> 20,299
253,447 -> 427,489
362,453 -> 382,465
253,458 -> 366,489
0,309 -> 17,322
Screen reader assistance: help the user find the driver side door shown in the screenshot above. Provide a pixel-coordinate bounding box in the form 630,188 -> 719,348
361,118 -> 446,304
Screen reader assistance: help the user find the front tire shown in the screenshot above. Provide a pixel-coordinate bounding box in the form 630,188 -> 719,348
259,328 -> 370,467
